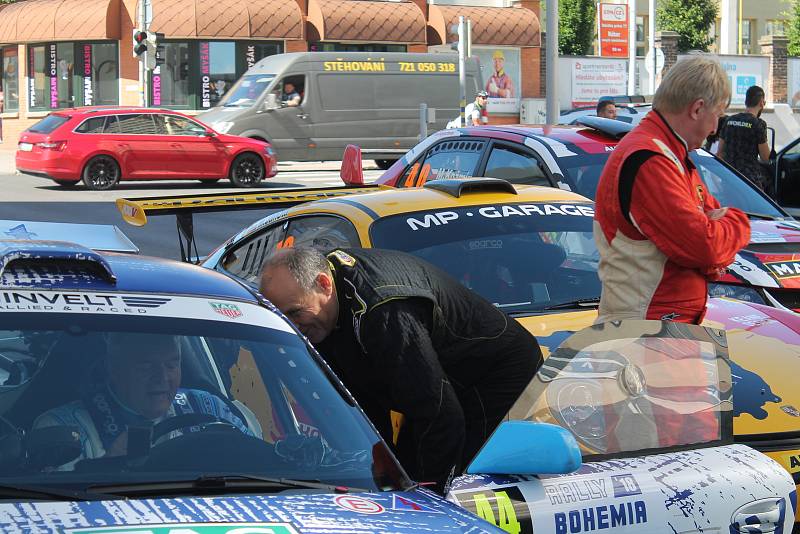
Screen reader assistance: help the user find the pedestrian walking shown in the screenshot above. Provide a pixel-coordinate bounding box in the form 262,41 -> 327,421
259,247 -> 542,492
594,55 -> 751,325
718,85 -> 772,193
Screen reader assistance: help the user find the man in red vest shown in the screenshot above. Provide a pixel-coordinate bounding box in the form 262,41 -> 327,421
594,56 -> 750,325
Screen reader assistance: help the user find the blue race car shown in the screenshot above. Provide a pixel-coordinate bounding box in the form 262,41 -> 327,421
0,220 -> 508,533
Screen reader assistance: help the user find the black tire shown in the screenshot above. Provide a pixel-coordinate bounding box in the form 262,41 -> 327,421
229,152 -> 265,188
82,156 -> 120,191
375,159 -> 397,170
54,180 -> 78,187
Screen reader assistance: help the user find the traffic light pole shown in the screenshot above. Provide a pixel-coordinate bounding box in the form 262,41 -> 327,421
458,16 -> 466,127
139,0 -> 148,107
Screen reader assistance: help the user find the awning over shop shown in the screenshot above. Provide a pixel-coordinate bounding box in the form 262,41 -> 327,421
149,0 -> 303,39
0,0 -> 120,44
428,5 -> 540,47
307,0 -> 426,44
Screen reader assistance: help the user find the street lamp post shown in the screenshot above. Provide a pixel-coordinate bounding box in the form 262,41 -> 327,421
546,0 -> 559,124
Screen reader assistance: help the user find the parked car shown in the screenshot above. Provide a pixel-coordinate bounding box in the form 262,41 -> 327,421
116,179 -> 800,524
0,219 -> 505,533
197,52 -> 482,168
15,107 -> 278,190
369,119 -> 800,312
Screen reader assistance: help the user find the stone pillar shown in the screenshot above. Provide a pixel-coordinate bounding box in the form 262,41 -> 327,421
760,35 -> 788,104
654,30 -> 679,82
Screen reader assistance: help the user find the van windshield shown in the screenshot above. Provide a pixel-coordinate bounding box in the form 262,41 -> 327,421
218,74 -> 276,107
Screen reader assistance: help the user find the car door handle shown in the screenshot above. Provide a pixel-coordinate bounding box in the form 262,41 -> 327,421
297,113 -> 309,120
170,143 -> 181,148
730,498 -> 785,533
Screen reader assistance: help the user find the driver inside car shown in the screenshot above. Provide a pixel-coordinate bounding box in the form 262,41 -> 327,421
32,332 -> 256,470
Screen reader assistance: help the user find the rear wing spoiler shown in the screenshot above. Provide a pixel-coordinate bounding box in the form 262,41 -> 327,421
115,185 -> 382,263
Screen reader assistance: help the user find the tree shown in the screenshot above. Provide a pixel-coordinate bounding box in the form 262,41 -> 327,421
787,0 -> 800,56
559,0 -> 596,55
657,0 -> 718,52
0,0 -> 18,4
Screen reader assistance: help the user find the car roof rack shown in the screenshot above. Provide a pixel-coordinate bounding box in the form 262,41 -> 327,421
423,178 -> 517,197
0,240 -> 117,284
0,221 -> 139,253
575,116 -> 633,140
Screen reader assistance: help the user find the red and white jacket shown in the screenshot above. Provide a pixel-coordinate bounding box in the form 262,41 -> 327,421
594,110 -> 751,324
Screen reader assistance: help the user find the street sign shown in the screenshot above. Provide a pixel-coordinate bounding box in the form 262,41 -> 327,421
597,3 -> 628,57
644,47 -> 665,75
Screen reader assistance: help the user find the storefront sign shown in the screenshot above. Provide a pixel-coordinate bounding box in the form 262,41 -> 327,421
28,52 -> 36,108
597,3 -> 628,57
49,44 -> 58,108
717,56 -> 766,106
570,58 -> 627,106
152,65 -> 162,106
246,45 -> 256,70
474,47 -> 521,113
82,44 -> 93,106
200,42 -> 211,108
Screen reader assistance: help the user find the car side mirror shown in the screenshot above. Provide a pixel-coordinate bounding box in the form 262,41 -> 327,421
204,129 -> 216,138
262,93 -> 279,111
466,421 -> 581,475
340,144 -> 364,186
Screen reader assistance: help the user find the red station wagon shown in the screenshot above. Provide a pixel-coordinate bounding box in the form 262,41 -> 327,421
15,107 -> 278,190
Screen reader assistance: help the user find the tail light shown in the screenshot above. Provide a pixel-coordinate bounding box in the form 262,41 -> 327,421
36,141 -> 67,151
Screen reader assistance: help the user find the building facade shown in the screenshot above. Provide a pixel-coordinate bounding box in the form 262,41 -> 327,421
0,0 -> 541,144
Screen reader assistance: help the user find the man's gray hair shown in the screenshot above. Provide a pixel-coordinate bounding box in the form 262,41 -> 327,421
262,247 -> 331,292
652,55 -> 731,114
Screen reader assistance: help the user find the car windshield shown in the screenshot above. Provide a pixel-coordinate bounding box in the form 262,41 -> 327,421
557,149 -> 786,218
0,295 -> 407,495
369,201 -> 601,314
27,114 -> 69,134
506,320 -> 733,459
217,74 -> 276,107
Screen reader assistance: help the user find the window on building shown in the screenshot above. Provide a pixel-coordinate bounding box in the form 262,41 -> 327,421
87,43 -> 118,106
152,40 -> 282,110
28,45 -> 46,110
152,41 -> 191,108
28,42 -> 117,111
1,47 -> 19,112
765,19 -> 786,36
309,42 -> 407,52
741,19 -> 753,54
635,15 -> 648,56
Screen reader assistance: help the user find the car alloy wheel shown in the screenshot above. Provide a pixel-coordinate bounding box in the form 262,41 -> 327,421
82,156 -> 121,191
230,153 -> 265,188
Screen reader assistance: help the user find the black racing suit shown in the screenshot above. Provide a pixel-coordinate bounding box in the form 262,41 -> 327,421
317,249 -> 542,491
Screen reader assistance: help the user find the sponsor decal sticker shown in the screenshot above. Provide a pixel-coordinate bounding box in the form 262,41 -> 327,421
781,452 -> 800,474
452,485 -> 533,534
764,260 -> 800,279
555,500 -> 648,533
68,524 -> 300,534
334,495 -> 385,514
210,301 -> 243,319
405,204 -> 595,232
610,474 -> 642,498
392,494 -> 443,513
781,405 -> 800,417
3,223 -> 38,240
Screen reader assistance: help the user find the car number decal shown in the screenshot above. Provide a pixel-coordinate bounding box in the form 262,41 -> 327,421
452,485 -> 532,534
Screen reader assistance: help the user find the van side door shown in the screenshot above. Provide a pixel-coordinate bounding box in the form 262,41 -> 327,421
264,74 -> 313,161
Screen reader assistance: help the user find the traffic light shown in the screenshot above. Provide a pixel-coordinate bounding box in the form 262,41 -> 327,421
132,29 -> 148,58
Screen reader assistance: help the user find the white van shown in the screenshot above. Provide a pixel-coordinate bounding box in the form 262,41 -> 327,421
198,52 -> 482,167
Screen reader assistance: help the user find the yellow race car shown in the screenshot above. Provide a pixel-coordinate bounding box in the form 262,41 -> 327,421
118,178 -> 800,520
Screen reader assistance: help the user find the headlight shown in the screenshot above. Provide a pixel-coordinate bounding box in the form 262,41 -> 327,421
212,121 -> 234,134
707,283 -> 767,305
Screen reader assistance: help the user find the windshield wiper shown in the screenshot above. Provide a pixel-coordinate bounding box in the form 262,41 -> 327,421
0,482 -> 112,502
89,474 -> 367,497
743,211 -> 781,220
541,298 -> 601,311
